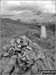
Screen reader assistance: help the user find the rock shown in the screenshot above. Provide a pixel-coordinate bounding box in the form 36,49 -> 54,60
11,55 -> 17,59
27,46 -> 32,50
26,53 -> 32,61
20,36 -> 26,40
19,63 -> 25,67
3,52 -> 9,57
27,60 -> 33,65
2,46 -> 7,51
10,39 -> 15,46
29,42 -> 36,48
33,43 -> 42,50
38,51 -> 45,59
18,54 -> 22,59
22,40 -> 28,46
2,45 -> 9,52
31,64 -> 37,74
8,48 -> 15,56
19,36 -> 29,46
23,51 -> 27,57
22,57 -> 26,61
17,45 -> 21,48
16,39 -> 20,44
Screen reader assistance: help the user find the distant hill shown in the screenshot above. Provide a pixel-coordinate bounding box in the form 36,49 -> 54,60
18,12 -> 56,24
1,11 -> 56,25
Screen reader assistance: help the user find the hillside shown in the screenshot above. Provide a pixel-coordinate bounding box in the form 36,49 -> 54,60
0,0 -> 56,74
1,17 -> 55,49
0,16 -> 56,75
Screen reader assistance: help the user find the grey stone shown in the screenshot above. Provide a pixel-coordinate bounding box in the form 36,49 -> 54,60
10,39 -> 15,46
16,39 -> 20,44
3,52 -> 9,57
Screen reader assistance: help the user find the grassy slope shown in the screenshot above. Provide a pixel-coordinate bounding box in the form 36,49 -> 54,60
0,17 -> 55,51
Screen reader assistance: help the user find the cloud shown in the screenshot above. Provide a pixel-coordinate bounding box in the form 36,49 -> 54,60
35,1 -> 55,13
7,1 -> 21,5
1,0 -> 56,16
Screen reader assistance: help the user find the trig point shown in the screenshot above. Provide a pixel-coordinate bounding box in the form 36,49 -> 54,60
40,25 -> 46,39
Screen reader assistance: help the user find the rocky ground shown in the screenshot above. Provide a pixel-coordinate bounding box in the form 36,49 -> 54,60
0,18 -> 56,75
0,35 -> 56,75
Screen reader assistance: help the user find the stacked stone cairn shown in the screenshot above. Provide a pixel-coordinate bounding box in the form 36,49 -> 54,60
0,36 -> 55,75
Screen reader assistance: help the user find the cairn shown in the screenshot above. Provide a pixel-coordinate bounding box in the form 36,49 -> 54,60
0,36 -> 55,75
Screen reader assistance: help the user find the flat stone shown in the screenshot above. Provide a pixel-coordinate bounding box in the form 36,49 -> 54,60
20,36 -> 26,40
27,46 -> 32,50
11,55 -> 17,59
17,45 -> 21,48
3,52 -> 9,57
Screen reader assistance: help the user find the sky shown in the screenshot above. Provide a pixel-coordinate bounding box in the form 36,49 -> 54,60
0,0 -> 56,16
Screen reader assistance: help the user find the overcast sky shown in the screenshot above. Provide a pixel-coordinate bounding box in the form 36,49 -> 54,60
1,0 -> 56,16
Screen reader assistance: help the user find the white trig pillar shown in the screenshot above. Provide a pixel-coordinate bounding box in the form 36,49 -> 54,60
40,26 -> 46,39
